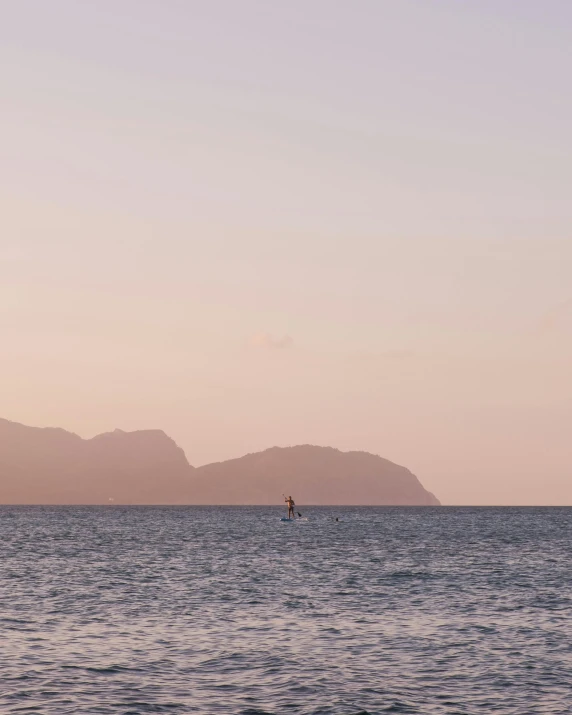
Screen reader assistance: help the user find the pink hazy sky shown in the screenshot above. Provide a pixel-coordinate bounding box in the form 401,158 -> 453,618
2,1 -> 571,505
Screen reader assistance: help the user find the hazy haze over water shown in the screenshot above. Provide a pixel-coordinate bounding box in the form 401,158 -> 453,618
2,1 -> 572,504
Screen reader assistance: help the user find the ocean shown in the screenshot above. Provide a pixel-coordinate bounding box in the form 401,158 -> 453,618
1,506 -> 571,714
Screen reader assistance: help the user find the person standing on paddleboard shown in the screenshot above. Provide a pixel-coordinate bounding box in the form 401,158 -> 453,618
285,495 -> 295,519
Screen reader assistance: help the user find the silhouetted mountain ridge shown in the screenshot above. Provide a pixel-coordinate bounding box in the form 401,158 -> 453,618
0,419 -> 440,505
192,444 -> 439,505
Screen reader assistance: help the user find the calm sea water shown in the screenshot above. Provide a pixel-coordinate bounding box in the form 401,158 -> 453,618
1,506 -> 571,714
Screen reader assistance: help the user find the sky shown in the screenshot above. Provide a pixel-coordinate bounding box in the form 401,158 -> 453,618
1,1 -> 571,505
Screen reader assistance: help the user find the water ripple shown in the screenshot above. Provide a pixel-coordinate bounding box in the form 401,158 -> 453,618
1,506 -> 571,714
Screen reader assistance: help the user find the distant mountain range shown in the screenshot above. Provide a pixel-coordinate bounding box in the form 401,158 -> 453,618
0,419 -> 440,505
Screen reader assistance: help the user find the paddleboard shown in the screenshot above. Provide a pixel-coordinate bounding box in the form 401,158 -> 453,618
280,517 -> 308,522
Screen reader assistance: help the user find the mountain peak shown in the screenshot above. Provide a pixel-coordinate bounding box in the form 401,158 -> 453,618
193,443 -> 439,505
0,419 -> 439,505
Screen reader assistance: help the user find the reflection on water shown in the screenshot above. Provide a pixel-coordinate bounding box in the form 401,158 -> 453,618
1,506 -> 571,714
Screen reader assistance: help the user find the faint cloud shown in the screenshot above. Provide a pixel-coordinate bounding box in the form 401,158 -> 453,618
536,299 -> 572,334
250,333 -> 294,350
379,348 -> 416,361
350,348 -> 416,363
